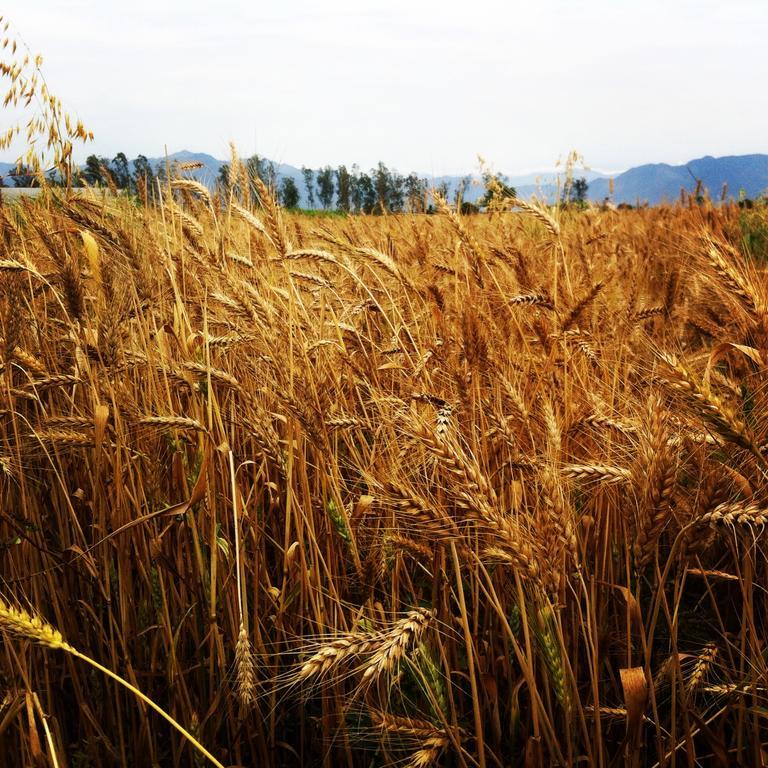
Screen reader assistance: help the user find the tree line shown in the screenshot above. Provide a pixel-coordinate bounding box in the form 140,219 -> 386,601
2,151 -> 593,211
218,156 -> 450,214
0,153 -> 163,202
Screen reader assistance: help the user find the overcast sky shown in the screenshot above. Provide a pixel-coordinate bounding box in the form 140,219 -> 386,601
1,0 -> 766,175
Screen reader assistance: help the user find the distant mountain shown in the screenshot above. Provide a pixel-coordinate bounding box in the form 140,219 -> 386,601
144,150 -> 223,185
587,154 -> 768,205
123,152 -> 616,206
2,151 -> 766,206
425,169 -> 610,206
142,150 -> 309,200
128,152 -> 768,206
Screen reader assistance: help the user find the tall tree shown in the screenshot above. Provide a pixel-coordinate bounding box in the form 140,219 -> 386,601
301,166 -> 315,209
10,164 -> 37,187
216,163 -> 231,193
479,171 -> 516,209
353,171 -> 376,214
246,155 -> 277,204
279,176 -> 300,209
335,165 -> 351,212
133,155 -> 156,201
111,152 -> 130,189
316,166 -> 335,209
454,175 -> 473,207
404,173 -> 427,213
570,177 -> 589,205
81,155 -> 105,186
373,162 -> 392,214
350,165 -> 362,212
389,170 -> 405,212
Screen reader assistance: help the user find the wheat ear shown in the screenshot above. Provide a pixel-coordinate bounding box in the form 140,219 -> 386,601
229,451 -> 255,708
362,608 -> 434,682
658,353 -> 762,457
701,501 -> 768,528
511,197 -> 560,238
0,598 -> 225,768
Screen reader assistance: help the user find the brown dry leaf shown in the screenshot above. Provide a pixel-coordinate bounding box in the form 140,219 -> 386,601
285,541 -> 301,570
510,479 -> 524,508
481,672 -> 498,704
620,667 -> 648,746
94,403 -> 109,452
612,585 -> 643,629
25,692 -> 41,762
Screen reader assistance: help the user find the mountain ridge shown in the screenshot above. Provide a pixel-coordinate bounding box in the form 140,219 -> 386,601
2,152 -> 767,206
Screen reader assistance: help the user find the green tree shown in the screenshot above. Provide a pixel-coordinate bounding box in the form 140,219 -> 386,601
336,165 -> 351,212
389,170 -> 405,212
454,175 -> 472,207
81,154 -> 106,186
316,166 -> 335,209
479,171 -> 516,208
570,177 -> 589,205
350,165 -> 362,211
404,174 -> 426,213
354,171 -> 376,213
279,176 -> 300,209
111,152 -> 130,189
217,162 -> 231,192
10,164 -> 37,187
374,162 -> 392,214
133,155 -> 156,200
301,166 -> 315,208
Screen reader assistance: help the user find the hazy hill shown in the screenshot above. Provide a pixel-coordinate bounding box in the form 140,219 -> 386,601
587,154 -> 768,205
118,152 -> 613,206
2,152 -> 767,206
140,152 -> 768,206
144,150 -> 306,196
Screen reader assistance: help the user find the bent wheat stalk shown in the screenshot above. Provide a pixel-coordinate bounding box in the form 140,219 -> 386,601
0,598 -> 225,768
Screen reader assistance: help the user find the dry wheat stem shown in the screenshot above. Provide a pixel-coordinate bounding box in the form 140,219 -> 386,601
0,598 -> 225,768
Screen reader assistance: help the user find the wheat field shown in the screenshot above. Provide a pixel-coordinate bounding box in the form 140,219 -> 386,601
0,167 -> 767,767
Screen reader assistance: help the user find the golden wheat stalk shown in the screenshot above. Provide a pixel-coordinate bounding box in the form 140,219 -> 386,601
406,735 -> 451,768
361,608 -> 434,682
230,200 -> 269,236
0,598 -> 225,768
561,463 -> 631,484
702,238 -> 760,317
138,415 -> 207,432
170,178 -> 212,206
296,634 -> 379,682
509,292 -> 554,310
511,197 -> 560,238
700,501 -> 768,528
657,352 -> 761,456
686,643 -> 718,693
